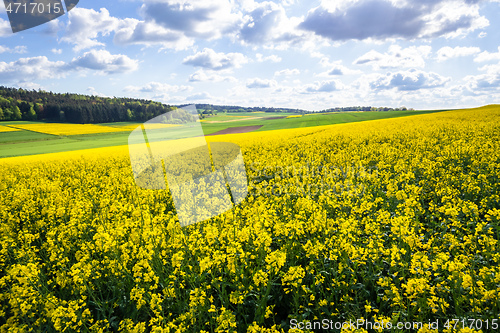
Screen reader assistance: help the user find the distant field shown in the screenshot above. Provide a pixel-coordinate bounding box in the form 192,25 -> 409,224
228,112 -> 297,117
1,106 -> 499,332
101,123 -> 180,130
200,109 -> 449,134
0,125 -> 21,133
200,112 -> 298,122
0,130 -> 59,144
200,115 -> 251,122
8,123 -> 131,135
0,109 -> 450,158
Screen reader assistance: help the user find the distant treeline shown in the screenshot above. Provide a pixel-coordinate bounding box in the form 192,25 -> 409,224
317,106 -> 413,113
189,104 -> 305,115
0,86 -> 177,123
193,104 -> 413,115
0,86 -> 410,123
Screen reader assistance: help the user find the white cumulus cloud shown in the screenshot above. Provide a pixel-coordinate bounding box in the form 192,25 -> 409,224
354,45 -> 432,69
256,53 -> 282,63
300,0 -> 489,42
183,48 -> 249,70
71,49 -> 139,74
62,8 -> 119,51
274,68 -> 300,76
246,78 -> 277,88
124,81 -> 192,94
369,69 -> 450,91
436,46 -> 481,62
140,0 -> 242,40
474,47 -> 500,62
304,80 -> 343,93
188,70 -> 237,82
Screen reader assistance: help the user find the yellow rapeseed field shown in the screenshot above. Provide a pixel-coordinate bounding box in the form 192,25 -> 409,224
8,123 -> 132,135
0,106 -> 499,332
113,124 -> 181,131
0,126 -> 21,133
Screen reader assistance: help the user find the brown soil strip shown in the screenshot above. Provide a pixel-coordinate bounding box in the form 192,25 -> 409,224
206,125 -> 263,136
264,116 -> 286,120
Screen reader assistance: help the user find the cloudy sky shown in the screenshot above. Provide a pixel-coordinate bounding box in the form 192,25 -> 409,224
1,0 -> 500,110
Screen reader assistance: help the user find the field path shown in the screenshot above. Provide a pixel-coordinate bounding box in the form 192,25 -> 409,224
206,125 -> 263,136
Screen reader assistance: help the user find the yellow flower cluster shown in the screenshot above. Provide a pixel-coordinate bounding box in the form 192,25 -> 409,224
116,124 -> 180,131
0,125 -> 21,133
285,115 -> 302,118
8,123 -> 132,135
0,106 -> 499,332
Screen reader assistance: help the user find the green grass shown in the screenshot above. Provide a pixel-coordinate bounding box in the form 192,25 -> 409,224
0,129 -> 134,158
0,130 -> 58,144
0,110 -> 450,158
0,121 -> 42,125
0,126 -> 206,158
0,138 -> 92,158
201,112 -> 298,122
200,110 -> 448,135
227,112 -> 297,117
201,115 -> 253,122
97,122 -> 142,127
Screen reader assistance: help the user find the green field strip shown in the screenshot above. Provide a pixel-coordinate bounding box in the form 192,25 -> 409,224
0,135 -> 131,158
0,130 -> 60,144
0,121 -> 42,125
199,109 -> 449,134
96,122 -> 143,128
0,109 -> 452,159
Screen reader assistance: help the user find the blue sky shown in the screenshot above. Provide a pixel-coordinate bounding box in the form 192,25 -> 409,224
1,0 -> 500,110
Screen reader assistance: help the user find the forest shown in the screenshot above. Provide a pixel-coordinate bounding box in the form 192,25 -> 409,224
0,86 -> 177,124
0,86 -> 407,124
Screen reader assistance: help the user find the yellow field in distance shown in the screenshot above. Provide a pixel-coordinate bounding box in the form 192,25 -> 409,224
8,123 -> 133,135
0,125 -> 21,133
117,123 -> 181,131
1,106 -> 499,331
